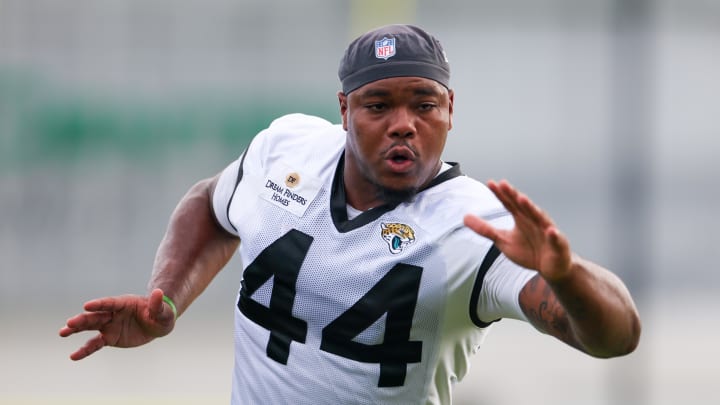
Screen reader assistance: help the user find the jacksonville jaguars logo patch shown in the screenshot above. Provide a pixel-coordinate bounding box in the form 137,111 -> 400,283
380,222 -> 415,254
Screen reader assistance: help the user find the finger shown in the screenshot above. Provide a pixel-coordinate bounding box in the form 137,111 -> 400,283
515,191 -> 554,229
488,180 -> 523,216
464,214 -> 499,242
494,180 -> 554,230
486,179 -> 498,192
69,334 -> 106,361
148,288 -> 165,319
60,312 -> 113,336
83,297 -> 129,313
58,325 -> 80,338
499,180 -> 531,216
546,227 -> 570,255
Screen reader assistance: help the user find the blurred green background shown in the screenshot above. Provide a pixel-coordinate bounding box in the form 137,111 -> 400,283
1,0 -> 718,404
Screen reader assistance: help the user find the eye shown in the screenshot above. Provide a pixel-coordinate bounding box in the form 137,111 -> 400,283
418,102 -> 437,111
366,103 -> 387,112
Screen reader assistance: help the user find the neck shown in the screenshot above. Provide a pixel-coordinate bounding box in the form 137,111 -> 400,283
343,159 -> 443,212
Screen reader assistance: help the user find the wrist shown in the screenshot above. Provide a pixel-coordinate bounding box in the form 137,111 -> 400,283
162,294 -> 178,320
543,253 -> 582,285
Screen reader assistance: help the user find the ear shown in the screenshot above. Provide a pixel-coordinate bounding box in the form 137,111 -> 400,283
338,91 -> 349,130
447,89 -> 454,131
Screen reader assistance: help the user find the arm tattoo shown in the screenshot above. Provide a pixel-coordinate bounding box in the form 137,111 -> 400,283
519,275 -> 579,348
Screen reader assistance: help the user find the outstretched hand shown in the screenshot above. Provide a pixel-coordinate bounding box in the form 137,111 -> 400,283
464,180 -> 572,282
59,288 -> 176,360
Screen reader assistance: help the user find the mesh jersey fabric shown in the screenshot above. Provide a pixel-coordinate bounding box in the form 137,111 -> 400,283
212,113 -> 536,404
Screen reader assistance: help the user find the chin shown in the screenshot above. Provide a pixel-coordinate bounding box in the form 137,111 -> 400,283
377,184 -> 419,205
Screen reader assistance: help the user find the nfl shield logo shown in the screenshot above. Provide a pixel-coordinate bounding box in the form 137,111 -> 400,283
375,37 -> 396,60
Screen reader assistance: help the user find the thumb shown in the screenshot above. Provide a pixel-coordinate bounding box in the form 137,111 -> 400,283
547,227 -> 570,256
148,288 -> 169,320
464,214 -> 498,242
147,288 -> 177,338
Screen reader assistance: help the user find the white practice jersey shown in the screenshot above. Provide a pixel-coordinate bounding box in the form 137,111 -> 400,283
212,114 -> 536,405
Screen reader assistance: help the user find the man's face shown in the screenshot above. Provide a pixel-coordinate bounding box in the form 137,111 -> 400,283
339,76 -> 454,210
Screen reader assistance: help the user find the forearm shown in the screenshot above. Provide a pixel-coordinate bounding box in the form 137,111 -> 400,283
148,176 -> 240,317
530,255 -> 642,358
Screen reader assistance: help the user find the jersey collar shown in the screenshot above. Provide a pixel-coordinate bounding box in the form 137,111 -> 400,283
330,152 -> 463,233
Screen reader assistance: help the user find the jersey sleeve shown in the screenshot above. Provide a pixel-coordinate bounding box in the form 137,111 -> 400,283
212,155 -> 243,236
211,113 -> 338,236
472,214 -> 537,324
475,254 -> 536,323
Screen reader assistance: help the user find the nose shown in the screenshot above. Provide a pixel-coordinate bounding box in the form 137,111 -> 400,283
387,107 -> 416,138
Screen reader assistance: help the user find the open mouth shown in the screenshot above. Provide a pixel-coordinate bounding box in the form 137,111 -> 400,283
384,147 -> 416,172
391,154 -> 411,163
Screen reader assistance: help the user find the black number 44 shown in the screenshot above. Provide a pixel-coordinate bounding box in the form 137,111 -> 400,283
238,229 -> 423,387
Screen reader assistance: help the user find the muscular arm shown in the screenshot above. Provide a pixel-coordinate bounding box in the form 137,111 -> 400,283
518,257 -> 641,357
59,174 -> 240,360
465,180 -> 641,358
148,174 -> 240,317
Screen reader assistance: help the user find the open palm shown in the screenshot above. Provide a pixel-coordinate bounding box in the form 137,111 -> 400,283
464,180 -> 572,281
59,288 -> 176,360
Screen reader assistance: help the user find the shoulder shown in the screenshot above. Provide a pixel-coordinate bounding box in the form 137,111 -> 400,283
397,170 -> 511,243
263,113 -> 337,134
247,114 -> 345,166
430,174 -> 502,209
416,172 -> 508,229
259,113 -> 340,143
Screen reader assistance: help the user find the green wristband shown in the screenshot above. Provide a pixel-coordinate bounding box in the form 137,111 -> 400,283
163,295 -> 178,320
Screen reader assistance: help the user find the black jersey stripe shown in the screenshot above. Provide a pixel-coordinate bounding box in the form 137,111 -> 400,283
330,153 -> 398,232
329,153 -> 464,233
226,147 -> 249,233
423,161 -> 462,188
469,244 -> 503,328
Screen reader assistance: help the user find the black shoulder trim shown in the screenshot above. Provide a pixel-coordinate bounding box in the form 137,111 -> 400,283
226,148 -> 249,233
424,162 -> 463,188
469,244 -> 503,328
